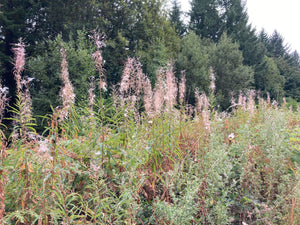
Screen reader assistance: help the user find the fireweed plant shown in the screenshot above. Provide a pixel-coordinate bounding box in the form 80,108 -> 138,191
0,38 -> 298,224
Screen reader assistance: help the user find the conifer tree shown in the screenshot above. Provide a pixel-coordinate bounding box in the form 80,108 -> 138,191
131,0 -> 180,81
176,32 -> 211,103
255,56 -> 285,99
189,0 -> 221,41
210,33 -> 254,108
268,30 -> 290,58
0,0 -> 40,98
259,30 -> 300,99
169,0 -> 186,37
220,0 -> 265,67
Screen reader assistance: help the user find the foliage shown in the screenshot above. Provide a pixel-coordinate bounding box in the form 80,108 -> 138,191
176,32 -> 211,104
2,0 -> 300,108
1,90 -> 299,224
169,0 -> 186,37
210,33 -> 254,109
255,55 -> 285,99
189,0 -> 222,41
133,1 -> 181,81
0,2 -> 300,223
0,0 -> 40,97
221,0 -> 266,69
27,31 -> 97,119
0,46 -> 299,224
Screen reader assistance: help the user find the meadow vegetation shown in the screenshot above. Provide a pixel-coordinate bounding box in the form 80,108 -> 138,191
0,37 -> 299,225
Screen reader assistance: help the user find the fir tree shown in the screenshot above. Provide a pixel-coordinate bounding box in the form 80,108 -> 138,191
210,33 -> 254,108
189,0 -> 221,41
169,0 -> 186,37
176,32 -> 211,103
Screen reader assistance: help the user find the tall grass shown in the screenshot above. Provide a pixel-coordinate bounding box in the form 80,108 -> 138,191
0,38 -> 298,224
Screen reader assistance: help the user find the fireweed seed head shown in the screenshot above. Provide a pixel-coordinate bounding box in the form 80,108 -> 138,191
209,67 -> 216,94
12,39 -> 26,91
59,47 -> 75,121
165,64 -> 177,110
179,70 -> 186,105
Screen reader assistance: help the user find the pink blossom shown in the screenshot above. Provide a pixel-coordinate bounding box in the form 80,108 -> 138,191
179,71 -> 186,105
59,47 -> 75,121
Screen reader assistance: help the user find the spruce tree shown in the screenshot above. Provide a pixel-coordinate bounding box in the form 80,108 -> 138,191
220,0 -> 265,66
259,29 -> 300,100
268,30 -> 290,58
255,56 -> 285,99
176,32 -> 211,103
169,0 -> 186,37
189,0 -> 221,41
0,0 -> 39,97
210,33 -> 254,109
130,0 -> 180,81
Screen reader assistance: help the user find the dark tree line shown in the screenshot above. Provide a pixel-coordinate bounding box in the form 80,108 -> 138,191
178,0 -> 300,106
1,0 -> 300,117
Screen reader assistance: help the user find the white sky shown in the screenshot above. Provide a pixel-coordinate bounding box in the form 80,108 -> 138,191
178,0 -> 300,53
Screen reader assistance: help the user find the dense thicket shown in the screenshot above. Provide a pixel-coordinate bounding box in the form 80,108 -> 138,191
1,0 -> 300,116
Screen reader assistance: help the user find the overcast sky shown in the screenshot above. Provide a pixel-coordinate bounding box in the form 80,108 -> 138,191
178,0 -> 300,53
